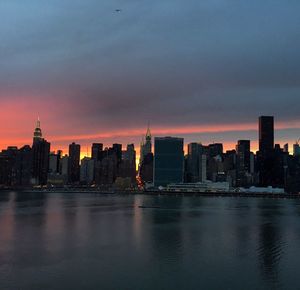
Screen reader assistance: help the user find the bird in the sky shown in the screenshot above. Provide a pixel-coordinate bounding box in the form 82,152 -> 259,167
115,9 -> 122,12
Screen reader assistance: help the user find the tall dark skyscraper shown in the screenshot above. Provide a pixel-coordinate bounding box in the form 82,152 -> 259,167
49,152 -> 60,174
258,116 -> 278,187
208,143 -> 223,157
154,137 -> 184,187
186,143 -> 206,183
0,147 -> 18,186
118,144 -> 137,183
32,119 -> 50,185
68,142 -> 81,183
113,144 -> 122,165
236,140 -> 251,186
140,125 -> 152,163
236,140 -> 250,172
138,126 -> 153,184
259,116 -> 274,156
91,143 -> 103,161
15,145 -> 32,186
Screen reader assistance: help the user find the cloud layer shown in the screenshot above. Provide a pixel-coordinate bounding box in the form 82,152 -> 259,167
1,0 -> 300,153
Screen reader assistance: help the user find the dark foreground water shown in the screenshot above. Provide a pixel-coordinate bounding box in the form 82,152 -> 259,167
1,192 -> 300,290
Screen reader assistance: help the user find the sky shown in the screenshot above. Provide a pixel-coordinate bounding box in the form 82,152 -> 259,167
1,0 -> 300,157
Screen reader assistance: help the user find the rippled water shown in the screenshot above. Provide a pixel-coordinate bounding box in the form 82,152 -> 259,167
1,192 -> 300,290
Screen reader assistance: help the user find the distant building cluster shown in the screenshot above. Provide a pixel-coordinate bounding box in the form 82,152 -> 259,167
0,119 -> 136,190
140,116 -> 300,193
1,116 -> 300,193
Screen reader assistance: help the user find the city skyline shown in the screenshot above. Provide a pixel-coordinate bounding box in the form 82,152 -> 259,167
1,117 -> 300,160
1,1 -> 300,154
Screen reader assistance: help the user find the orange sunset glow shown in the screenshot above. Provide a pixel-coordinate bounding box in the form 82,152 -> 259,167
1,116 -> 299,159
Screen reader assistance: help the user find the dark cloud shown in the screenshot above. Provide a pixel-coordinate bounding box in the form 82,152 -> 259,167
1,0 -> 300,143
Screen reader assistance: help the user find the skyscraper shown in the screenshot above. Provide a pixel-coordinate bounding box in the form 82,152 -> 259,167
123,144 -> 136,168
208,143 -> 223,157
80,157 -> 94,185
144,124 -> 152,156
68,142 -> 80,184
236,140 -> 251,186
15,145 -> 32,187
294,142 -> 300,157
283,143 -> 289,153
138,125 -> 153,184
32,119 -> 50,185
154,137 -> 184,187
236,140 -> 250,172
0,147 -> 18,186
112,144 -> 122,165
119,144 -> 136,183
49,152 -> 60,173
60,155 -> 69,176
259,116 -> 274,156
140,124 -> 152,164
199,154 -> 207,183
139,152 -> 153,184
94,147 -> 118,185
91,143 -> 103,161
258,116 -> 278,186
186,143 -> 206,183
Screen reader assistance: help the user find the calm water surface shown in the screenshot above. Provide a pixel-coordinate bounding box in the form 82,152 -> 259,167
1,192 -> 300,290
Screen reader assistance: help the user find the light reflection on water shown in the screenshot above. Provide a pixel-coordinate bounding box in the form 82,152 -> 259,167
0,192 -> 300,290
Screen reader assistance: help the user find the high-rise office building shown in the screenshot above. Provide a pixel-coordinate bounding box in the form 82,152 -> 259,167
91,143 -> 103,183
80,157 -> 94,184
113,144 -> 122,165
236,140 -> 250,172
259,116 -> 274,156
32,119 -> 50,185
119,144 -> 136,183
199,154 -> 207,183
123,144 -> 136,169
49,152 -> 60,173
94,147 -> 118,185
223,150 -> 237,186
283,143 -> 289,154
236,140 -> 251,186
139,152 -> 153,184
154,137 -> 184,187
186,143 -> 206,183
294,142 -> 300,157
68,142 -> 80,183
0,147 -> 18,186
208,143 -> 223,157
15,145 -> 32,187
91,143 -> 103,161
60,155 -> 69,176
257,116 -> 278,186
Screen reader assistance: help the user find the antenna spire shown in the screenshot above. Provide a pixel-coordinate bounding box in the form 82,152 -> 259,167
33,117 -> 42,142
37,117 -> 40,128
146,121 -> 151,139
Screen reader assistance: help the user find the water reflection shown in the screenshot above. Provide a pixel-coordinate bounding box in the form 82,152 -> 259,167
257,200 -> 284,290
0,193 -> 300,290
231,198 -> 253,259
12,192 -> 49,272
0,191 -> 10,203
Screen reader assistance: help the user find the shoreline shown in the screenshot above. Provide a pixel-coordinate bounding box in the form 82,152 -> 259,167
1,188 -> 300,199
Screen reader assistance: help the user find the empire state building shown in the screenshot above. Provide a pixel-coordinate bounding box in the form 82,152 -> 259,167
32,118 -> 50,185
33,118 -> 43,144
